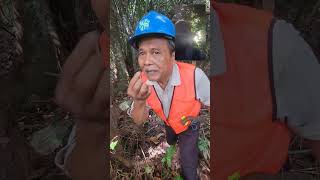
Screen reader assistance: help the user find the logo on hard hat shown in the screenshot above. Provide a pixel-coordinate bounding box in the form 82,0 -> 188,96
139,19 -> 150,31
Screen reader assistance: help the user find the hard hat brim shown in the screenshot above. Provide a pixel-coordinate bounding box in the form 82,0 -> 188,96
128,33 -> 175,49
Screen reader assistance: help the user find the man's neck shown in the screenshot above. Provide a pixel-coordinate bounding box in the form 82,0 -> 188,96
158,64 -> 174,90
158,76 -> 170,90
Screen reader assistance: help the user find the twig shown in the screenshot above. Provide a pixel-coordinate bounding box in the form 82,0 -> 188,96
43,72 -> 60,77
293,167 -> 318,171
0,25 -> 15,38
30,100 -> 52,103
57,60 -> 63,72
145,126 -> 156,135
288,149 -> 312,155
306,0 -> 320,26
0,6 -> 13,26
290,169 -> 320,175
311,0 -> 320,18
17,116 -> 26,121
111,154 -> 133,168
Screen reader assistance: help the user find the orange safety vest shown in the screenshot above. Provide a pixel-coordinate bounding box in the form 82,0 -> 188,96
141,62 -> 201,134
211,2 -> 292,179
99,31 -> 108,67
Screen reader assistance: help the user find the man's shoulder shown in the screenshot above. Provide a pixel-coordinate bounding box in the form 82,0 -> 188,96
195,67 -> 208,78
176,62 -> 196,69
272,19 -> 301,51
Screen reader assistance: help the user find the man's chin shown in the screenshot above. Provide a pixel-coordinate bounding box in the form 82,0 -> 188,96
147,75 -> 159,82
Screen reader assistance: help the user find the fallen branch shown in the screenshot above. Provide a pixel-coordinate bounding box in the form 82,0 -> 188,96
44,72 -> 60,77
111,153 -> 133,168
288,149 -> 312,155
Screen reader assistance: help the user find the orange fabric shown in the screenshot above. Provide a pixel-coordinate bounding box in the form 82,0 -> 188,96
211,2 -> 291,179
99,31 -> 109,67
141,62 -> 201,134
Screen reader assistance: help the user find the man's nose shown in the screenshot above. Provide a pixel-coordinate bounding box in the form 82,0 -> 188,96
144,53 -> 153,65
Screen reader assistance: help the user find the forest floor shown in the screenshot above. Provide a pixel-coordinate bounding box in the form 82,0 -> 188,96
110,91 -> 320,180
6,93 -> 319,180
110,92 -> 210,180
1,1 -> 319,179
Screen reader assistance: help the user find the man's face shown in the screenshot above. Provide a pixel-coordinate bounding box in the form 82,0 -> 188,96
138,37 -> 175,82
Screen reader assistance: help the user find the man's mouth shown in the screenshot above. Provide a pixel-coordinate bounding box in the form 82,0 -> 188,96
145,70 -> 158,76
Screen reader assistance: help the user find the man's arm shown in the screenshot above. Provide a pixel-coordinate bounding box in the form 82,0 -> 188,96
130,100 -> 149,125
242,19 -> 320,180
66,121 -> 106,180
272,20 -> 320,162
127,71 -> 151,125
55,31 -> 108,180
195,67 -> 210,107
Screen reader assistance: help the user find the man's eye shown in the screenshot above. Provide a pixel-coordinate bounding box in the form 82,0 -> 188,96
154,51 -> 160,55
139,52 -> 145,56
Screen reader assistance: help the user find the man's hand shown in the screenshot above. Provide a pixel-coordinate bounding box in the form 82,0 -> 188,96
54,31 -> 108,180
127,71 -> 151,102
55,31 -> 108,123
127,71 -> 151,125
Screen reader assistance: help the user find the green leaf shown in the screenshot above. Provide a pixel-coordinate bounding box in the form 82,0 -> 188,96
161,157 -> 166,164
198,137 -> 209,152
174,175 -> 184,180
144,166 -> 153,174
166,145 -> 176,157
166,145 -> 176,168
30,119 -> 73,155
110,140 -> 118,151
228,172 -> 241,180
166,156 -> 172,168
161,145 -> 176,168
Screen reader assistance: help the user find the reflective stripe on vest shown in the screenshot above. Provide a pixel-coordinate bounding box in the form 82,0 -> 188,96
141,62 -> 201,134
211,2 -> 291,179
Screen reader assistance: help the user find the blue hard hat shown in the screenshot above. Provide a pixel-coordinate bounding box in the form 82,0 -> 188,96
128,11 -> 176,49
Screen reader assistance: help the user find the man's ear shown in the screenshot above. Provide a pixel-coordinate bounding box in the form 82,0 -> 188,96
171,51 -> 175,60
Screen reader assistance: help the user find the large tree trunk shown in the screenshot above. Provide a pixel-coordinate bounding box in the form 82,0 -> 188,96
22,0 -> 59,97
0,0 -> 32,179
1,0 -> 98,179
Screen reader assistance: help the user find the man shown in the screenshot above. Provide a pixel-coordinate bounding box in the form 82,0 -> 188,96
211,2 -> 320,180
127,11 -> 210,180
54,0 -> 108,179
175,20 -> 206,61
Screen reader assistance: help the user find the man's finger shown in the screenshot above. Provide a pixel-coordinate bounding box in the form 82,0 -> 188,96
132,79 -> 143,96
62,31 -> 100,79
140,85 -> 151,100
72,53 -> 105,99
87,69 -> 108,121
63,53 -> 104,115
128,71 -> 141,91
55,31 -> 100,105
138,83 -> 149,97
